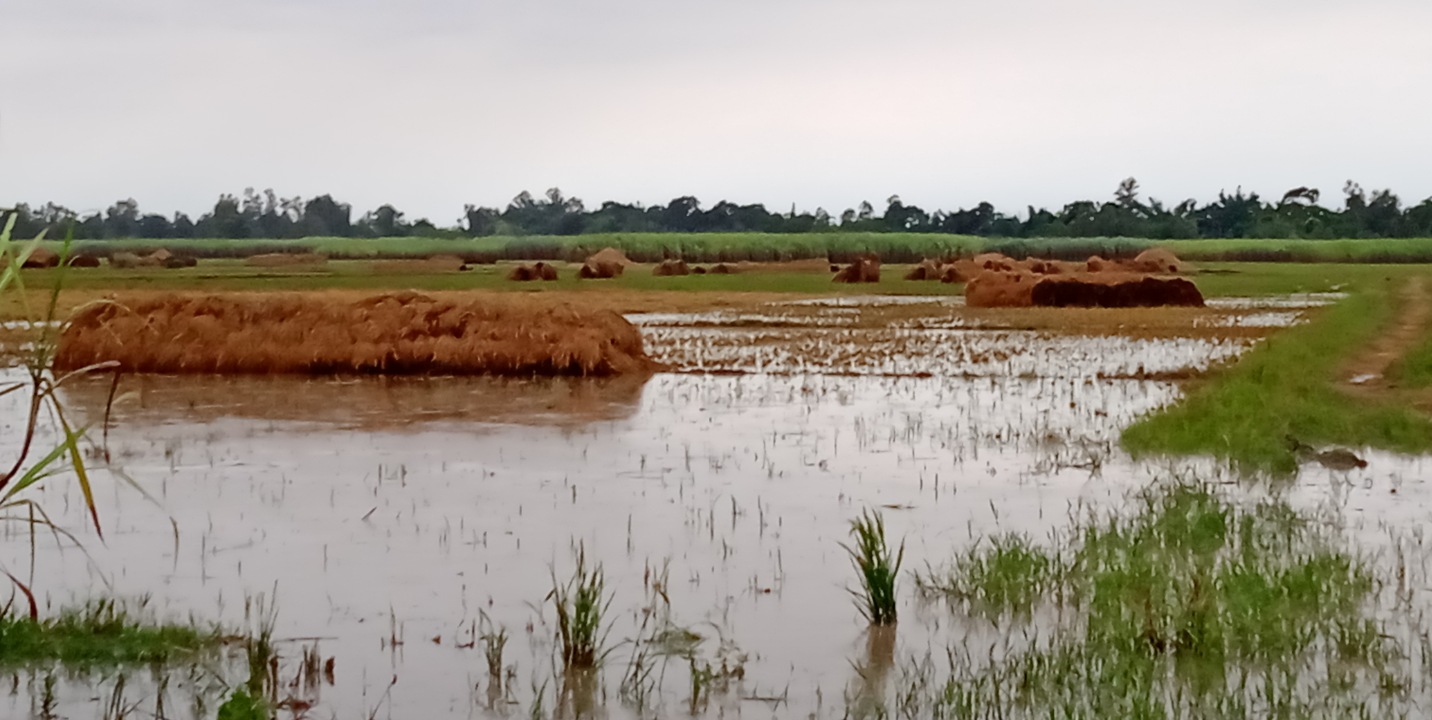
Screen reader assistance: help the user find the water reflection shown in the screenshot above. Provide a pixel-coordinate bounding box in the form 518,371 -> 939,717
58,372 -> 651,430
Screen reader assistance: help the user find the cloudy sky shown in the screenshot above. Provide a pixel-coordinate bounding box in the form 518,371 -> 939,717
4,0 -> 1431,224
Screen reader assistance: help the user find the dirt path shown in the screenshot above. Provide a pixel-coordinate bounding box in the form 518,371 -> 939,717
1342,275 -> 1430,393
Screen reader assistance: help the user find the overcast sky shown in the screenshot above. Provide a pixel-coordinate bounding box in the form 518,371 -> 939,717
4,0 -> 1431,224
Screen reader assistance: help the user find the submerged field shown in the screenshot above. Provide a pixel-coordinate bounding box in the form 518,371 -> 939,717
3,261 -> 1432,718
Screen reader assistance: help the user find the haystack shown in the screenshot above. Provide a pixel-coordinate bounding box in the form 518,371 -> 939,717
972,253 -> 1016,272
691,266 -> 708,275
1086,256 -> 1110,273
110,252 -> 142,269
940,265 -> 967,284
579,247 -> 630,279
66,255 -> 102,268
163,254 -> 198,268
246,253 -> 328,267
1131,248 -> 1184,274
4,247 -> 62,269
965,270 -> 1037,307
508,262 -> 559,281
833,253 -> 881,283
653,259 -> 690,277
1031,277 -> 1204,308
147,249 -> 173,267
709,263 -> 735,274
54,292 -> 658,377
904,259 -> 946,281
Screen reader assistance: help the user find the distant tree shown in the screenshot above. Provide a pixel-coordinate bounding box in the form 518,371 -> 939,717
463,204 -> 500,236
299,195 -> 352,237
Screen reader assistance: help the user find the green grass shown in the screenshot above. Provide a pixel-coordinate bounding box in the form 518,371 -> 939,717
898,481 -> 1408,718
1122,266 -> 1432,473
917,533 -> 1055,617
844,510 -> 904,626
0,599 -> 220,666
549,546 -> 613,669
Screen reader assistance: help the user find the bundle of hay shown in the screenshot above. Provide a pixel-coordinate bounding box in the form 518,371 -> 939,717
1031,277 -> 1204,308
965,270 -> 1038,307
0,247 -> 61,269
653,259 -> 690,276
578,247 -> 630,279
903,259 -> 946,281
691,266 -> 708,275
833,253 -> 881,283
164,254 -> 198,269
54,292 -> 658,376
940,265 -> 967,284
65,255 -> 102,268
246,253 -> 328,267
1086,256 -> 1111,273
508,262 -> 559,281
110,252 -> 142,269
972,253 -> 1016,272
709,263 -> 735,274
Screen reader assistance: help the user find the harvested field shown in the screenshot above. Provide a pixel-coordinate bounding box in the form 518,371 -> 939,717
54,292 -> 656,376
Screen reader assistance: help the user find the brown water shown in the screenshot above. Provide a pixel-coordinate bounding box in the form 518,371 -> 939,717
1,293 -> 1416,719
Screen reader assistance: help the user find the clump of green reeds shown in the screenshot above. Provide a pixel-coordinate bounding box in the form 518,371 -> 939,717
843,510 -> 904,625
901,481 -> 1405,717
916,533 -> 1055,616
547,546 -> 613,669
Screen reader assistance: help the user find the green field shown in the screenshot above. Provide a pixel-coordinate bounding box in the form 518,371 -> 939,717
35,233 -> 1432,264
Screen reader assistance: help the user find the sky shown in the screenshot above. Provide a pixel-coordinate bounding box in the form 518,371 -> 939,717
4,0 -> 1432,225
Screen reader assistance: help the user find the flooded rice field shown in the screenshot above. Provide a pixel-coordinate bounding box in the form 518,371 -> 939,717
2,293 -> 1426,718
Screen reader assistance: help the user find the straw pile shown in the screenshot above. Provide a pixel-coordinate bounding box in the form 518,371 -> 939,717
653,259 -> 690,276
832,253 -> 881,283
54,292 -> 658,376
578,247 -> 631,279
508,262 -> 559,281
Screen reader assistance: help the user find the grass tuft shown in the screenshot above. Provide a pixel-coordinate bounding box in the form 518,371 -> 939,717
0,598 -> 220,666
843,509 -> 904,626
548,545 -> 613,669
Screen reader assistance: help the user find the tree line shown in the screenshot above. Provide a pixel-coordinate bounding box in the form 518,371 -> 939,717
5,179 -> 1432,241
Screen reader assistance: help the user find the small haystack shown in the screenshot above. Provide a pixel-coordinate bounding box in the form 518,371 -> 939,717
833,253 -> 881,283
691,266 -> 708,275
1086,256 -> 1110,273
54,292 -> 658,376
110,252 -> 141,269
1030,277 -> 1205,308
709,263 -> 734,275
653,259 -> 690,277
508,262 -> 559,281
940,265 -> 967,284
164,254 -> 198,269
66,255 -> 102,268
579,247 -> 630,279
972,253 -> 1016,272
246,253 -> 328,267
904,259 -> 946,281
1131,248 -> 1184,274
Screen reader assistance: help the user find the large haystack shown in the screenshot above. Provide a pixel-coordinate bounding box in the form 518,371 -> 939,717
653,259 -> 690,276
833,253 -> 881,283
1031,277 -> 1204,308
579,247 -> 630,279
246,253 -> 328,267
965,270 -> 1038,307
54,293 -> 658,377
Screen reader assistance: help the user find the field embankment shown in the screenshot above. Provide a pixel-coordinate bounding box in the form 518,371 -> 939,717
1123,266 -> 1432,472
38,233 -> 1432,265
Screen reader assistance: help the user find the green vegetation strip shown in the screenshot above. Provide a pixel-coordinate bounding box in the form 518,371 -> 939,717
908,482 -> 1412,718
1122,268 -> 1432,473
38,233 -> 1432,264
0,600 -> 220,666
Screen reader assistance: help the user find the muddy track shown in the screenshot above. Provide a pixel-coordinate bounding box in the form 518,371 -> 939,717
1342,275 -> 1430,394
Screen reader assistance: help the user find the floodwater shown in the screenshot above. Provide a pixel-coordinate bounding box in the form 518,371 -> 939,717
0,293 -> 1418,719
